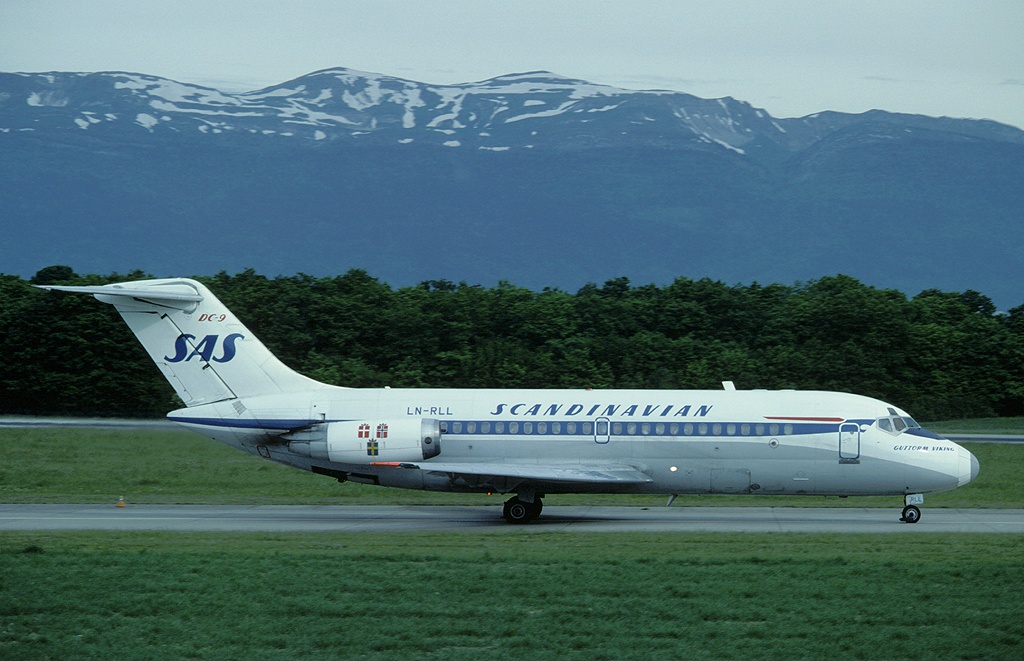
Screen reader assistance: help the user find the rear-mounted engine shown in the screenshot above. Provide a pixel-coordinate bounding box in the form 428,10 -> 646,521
288,418 -> 441,463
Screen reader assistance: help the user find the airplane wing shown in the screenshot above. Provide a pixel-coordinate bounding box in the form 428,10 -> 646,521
374,461 -> 653,485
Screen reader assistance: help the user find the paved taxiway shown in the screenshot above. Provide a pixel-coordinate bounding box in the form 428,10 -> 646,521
2,504 -> 1022,533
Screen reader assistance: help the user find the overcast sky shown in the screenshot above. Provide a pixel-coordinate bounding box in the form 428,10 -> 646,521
3,0 -> 1023,129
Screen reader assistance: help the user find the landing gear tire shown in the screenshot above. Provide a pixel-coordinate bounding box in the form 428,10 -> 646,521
900,505 -> 921,524
503,497 -> 542,524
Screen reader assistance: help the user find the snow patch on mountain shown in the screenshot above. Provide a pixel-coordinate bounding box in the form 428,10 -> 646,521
136,113 -> 159,130
504,100 -> 578,123
114,74 -> 239,106
27,91 -> 68,107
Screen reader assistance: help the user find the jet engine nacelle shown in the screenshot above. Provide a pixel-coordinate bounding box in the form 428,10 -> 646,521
290,419 -> 442,464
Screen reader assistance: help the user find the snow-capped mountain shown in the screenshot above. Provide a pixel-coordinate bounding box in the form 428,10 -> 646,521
5,68 -> 749,146
2,68 -> 1023,307
10,68 -> 1019,153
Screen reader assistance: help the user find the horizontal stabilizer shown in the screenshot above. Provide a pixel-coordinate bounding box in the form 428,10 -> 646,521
386,461 -> 654,484
36,283 -> 203,311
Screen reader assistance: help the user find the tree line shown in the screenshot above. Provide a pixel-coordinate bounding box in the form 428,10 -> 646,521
2,265 -> 1022,421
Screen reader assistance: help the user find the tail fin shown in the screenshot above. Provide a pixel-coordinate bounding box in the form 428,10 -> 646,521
38,278 -> 323,406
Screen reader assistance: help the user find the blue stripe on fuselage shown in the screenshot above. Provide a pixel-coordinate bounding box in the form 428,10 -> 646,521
167,417 -> 882,439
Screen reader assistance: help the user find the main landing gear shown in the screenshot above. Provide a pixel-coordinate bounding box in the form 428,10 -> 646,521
900,494 -> 924,524
503,495 -> 543,524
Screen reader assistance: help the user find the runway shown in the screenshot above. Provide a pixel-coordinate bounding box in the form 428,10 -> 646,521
2,504 -> 1022,533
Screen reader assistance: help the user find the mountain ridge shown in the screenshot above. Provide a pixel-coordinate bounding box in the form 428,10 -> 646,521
2,68 -> 1022,308
9,68 -> 1020,151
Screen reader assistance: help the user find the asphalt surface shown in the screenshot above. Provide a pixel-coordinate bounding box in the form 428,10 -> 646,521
945,434 -> 1024,444
0,417 -> 176,429
2,504 -> 1022,533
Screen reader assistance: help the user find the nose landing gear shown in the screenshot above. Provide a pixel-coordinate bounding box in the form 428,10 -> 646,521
900,494 -> 924,523
900,505 -> 921,523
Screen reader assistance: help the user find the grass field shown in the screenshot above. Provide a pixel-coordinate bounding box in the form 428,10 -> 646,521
2,425 -> 1022,660
0,426 -> 1020,508
2,532 -> 1022,660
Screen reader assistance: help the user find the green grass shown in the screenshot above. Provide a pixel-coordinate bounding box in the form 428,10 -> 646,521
0,427 -> 1020,507
3,425 -> 1023,660
1,532 -> 1022,660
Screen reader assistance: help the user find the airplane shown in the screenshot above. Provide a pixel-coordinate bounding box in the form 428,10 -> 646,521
38,278 -> 980,524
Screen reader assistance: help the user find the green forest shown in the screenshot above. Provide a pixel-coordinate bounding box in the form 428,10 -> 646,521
2,265 -> 1023,421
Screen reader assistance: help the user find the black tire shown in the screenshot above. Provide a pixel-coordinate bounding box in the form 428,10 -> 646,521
901,505 -> 921,524
503,497 -> 538,524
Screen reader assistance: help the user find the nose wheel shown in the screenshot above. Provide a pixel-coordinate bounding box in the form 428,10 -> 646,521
900,494 -> 924,523
502,496 -> 543,524
900,505 -> 921,523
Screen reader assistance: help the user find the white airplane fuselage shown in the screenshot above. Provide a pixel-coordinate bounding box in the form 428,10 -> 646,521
171,386 -> 976,498
39,278 -> 979,523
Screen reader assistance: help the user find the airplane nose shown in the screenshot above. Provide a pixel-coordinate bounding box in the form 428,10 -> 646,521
958,446 -> 980,486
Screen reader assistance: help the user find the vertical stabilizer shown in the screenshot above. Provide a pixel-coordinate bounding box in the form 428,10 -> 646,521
38,279 -> 323,406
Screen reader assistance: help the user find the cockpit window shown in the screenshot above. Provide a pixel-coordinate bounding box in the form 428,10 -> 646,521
876,415 -> 921,435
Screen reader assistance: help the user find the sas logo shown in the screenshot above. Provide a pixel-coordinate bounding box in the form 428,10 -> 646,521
165,333 -> 244,364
